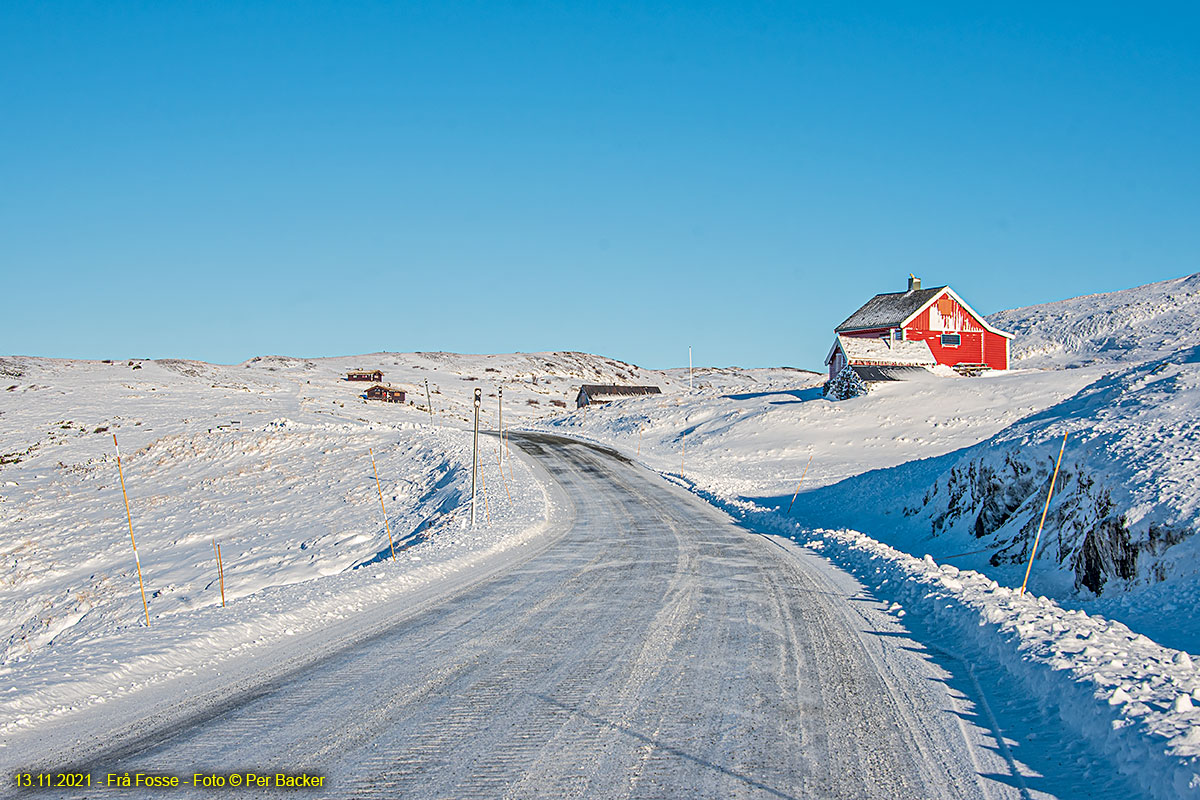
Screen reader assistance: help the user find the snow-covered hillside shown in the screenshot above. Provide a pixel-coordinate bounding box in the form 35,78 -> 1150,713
988,272 -> 1200,367
785,345 -> 1200,645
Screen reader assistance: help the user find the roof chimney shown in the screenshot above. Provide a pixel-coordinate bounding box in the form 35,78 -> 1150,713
908,274 -> 921,292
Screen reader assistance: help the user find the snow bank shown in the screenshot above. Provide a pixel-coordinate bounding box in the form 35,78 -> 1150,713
795,525 -> 1200,800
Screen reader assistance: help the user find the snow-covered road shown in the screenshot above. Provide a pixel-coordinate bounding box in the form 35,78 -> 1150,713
18,434 -> 1040,798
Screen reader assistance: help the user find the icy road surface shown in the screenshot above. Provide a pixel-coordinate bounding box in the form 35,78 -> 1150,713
19,434 -> 1039,799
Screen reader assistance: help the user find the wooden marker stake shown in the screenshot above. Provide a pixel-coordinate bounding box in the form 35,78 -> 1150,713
113,434 -> 151,627
370,448 -> 398,562
787,455 -> 814,515
1020,432 -> 1068,596
480,464 -> 492,524
506,434 -> 515,483
216,542 -> 226,607
496,446 -> 513,506
213,539 -> 226,607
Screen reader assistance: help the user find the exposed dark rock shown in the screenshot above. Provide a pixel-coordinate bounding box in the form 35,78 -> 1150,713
1073,515 -> 1138,595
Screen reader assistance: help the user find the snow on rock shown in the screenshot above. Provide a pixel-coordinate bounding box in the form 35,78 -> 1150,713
897,345 -> 1200,603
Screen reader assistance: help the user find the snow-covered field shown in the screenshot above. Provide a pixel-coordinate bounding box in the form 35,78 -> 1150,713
0,352 -> 676,750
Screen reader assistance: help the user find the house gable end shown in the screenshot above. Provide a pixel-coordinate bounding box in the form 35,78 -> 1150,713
899,287 -> 1014,339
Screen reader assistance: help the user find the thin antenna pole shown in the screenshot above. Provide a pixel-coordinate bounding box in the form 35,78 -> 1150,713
1020,432 -> 1068,596
370,448 -> 398,562
113,434 -> 150,627
424,378 -> 434,425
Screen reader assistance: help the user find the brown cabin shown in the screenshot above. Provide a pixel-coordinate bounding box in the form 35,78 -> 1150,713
366,384 -> 406,403
347,369 -> 384,382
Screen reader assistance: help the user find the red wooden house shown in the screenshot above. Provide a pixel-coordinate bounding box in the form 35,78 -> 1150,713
365,384 -> 406,403
826,276 -> 1013,381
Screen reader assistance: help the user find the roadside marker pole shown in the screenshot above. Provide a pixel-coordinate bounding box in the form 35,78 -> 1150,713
1020,432 -> 1069,597
424,379 -> 434,425
496,446 -> 513,506
471,389 -> 481,527
113,434 -> 151,627
787,455 -> 814,515
216,543 -> 226,606
480,459 -> 492,523
506,431 -> 515,483
498,388 -> 503,462
370,448 -> 398,562
213,539 -> 226,607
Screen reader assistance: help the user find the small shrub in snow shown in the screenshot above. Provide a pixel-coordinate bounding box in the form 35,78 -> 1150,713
824,365 -> 869,401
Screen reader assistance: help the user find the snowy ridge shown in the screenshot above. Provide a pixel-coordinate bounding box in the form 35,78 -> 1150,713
988,272 -> 1200,367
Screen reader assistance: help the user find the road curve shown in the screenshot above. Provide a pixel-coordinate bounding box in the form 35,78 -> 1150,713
23,433 -> 1021,799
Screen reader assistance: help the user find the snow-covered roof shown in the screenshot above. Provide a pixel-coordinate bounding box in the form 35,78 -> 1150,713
837,285 -> 1014,339
578,384 -> 661,399
832,335 -> 936,367
835,287 -> 947,332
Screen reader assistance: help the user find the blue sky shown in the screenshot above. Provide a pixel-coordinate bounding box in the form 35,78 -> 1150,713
3,1 -> 1197,370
